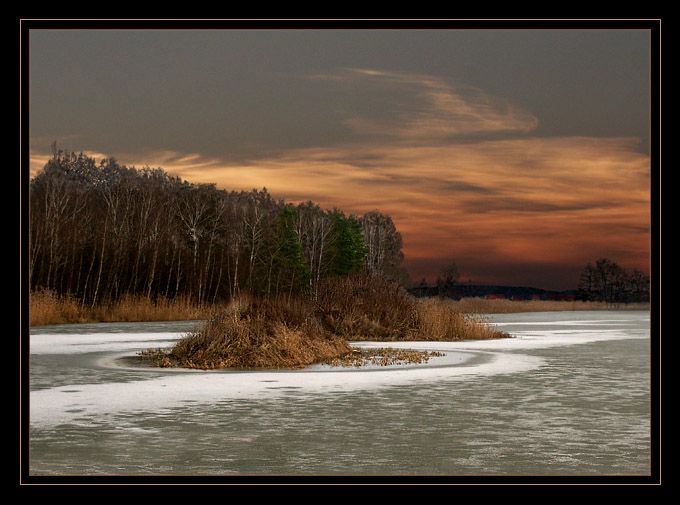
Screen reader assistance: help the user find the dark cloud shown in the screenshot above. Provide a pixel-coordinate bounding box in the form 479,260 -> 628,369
28,27 -> 653,290
460,197 -> 620,214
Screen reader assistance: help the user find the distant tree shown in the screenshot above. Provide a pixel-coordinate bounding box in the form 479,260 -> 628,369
627,268 -> 651,302
436,261 -> 462,299
359,210 -> 407,283
578,258 -> 649,304
577,262 -> 596,300
578,258 -> 622,303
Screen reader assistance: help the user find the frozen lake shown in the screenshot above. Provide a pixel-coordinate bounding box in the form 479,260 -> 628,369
25,310 -> 655,481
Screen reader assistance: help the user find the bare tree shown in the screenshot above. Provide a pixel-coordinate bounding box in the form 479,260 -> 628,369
360,210 -> 408,284
578,258 -> 649,304
436,261 -> 461,299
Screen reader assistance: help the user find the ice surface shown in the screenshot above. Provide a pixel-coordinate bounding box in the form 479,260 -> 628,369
28,312 -> 649,429
29,332 -> 180,355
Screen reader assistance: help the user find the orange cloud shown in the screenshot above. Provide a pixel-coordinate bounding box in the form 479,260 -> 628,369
144,134 -> 649,289
29,69 -> 651,289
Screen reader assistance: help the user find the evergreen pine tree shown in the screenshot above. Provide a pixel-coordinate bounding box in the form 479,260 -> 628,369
272,205 -> 312,295
328,212 -> 368,277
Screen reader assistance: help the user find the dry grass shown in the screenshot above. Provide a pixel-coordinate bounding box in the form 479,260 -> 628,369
313,275 -> 508,342
167,295 -> 352,369
28,289 -> 211,327
28,290 -> 88,326
163,275 -> 512,370
314,274 -> 422,340
30,284 -> 649,328
444,297 -> 650,314
416,297 -> 508,341
321,347 -> 446,368
31,275 -> 649,371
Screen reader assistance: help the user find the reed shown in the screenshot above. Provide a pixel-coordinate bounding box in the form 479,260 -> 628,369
313,275 -> 508,342
28,289 -> 88,326
164,275 -> 512,370
416,297 -> 508,341
32,274 -> 648,370
443,297 -> 650,314
28,289 -> 211,326
102,293 -> 212,322
314,274 -> 422,340
167,295 -> 352,369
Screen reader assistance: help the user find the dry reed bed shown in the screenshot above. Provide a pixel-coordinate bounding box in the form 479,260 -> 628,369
29,277 -> 649,370
28,290 -> 211,327
28,289 -> 648,328
166,295 -> 352,370
163,276 -> 511,370
445,297 -> 649,314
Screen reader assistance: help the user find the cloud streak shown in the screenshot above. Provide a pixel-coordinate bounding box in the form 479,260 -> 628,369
30,68 -> 650,290
313,68 -> 539,140
143,133 -> 649,290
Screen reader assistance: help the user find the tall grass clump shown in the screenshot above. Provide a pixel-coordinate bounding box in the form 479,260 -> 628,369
29,289 -> 89,326
444,297 -> 650,314
154,274 -> 511,370
29,290 -> 211,326
312,274 -> 510,342
102,293 -> 210,322
167,295 -> 352,369
417,297 -> 509,341
314,274 -> 422,340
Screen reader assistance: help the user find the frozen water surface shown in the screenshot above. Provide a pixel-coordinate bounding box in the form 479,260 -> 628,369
26,311 -> 653,478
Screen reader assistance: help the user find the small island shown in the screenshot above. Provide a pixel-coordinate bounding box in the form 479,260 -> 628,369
135,274 -> 509,370
28,149 -> 646,372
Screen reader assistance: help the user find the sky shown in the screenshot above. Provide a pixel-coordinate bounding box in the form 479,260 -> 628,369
26,22 -> 656,291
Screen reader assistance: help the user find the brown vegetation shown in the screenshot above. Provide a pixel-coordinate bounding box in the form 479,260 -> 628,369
313,274 -> 421,340
163,295 -> 352,369
28,289 -> 211,326
312,275 -> 508,342
31,275 -> 648,370
28,284 -> 648,328
416,298 -> 507,340
442,297 -> 650,314
160,275 -> 510,370
321,347 -> 446,368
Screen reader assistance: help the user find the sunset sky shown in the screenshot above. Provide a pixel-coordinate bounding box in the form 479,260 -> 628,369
26,22 -> 657,291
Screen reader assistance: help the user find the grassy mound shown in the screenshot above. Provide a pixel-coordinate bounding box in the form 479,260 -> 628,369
155,275 -> 510,370
314,274 -> 507,342
314,274 -> 422,340
165,295 -> 352,369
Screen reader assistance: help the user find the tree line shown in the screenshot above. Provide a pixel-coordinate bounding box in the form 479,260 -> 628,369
577,258 -> 650,304
28,147 -> 409,306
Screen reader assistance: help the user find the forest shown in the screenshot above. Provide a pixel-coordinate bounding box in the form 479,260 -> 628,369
28,146 -> 410,306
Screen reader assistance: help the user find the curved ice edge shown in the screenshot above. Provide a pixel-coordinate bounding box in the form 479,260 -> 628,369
30,345 -> 542,429
29,332 -> 182,355
101,342 -> 480,373
29,323 -> 649,428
